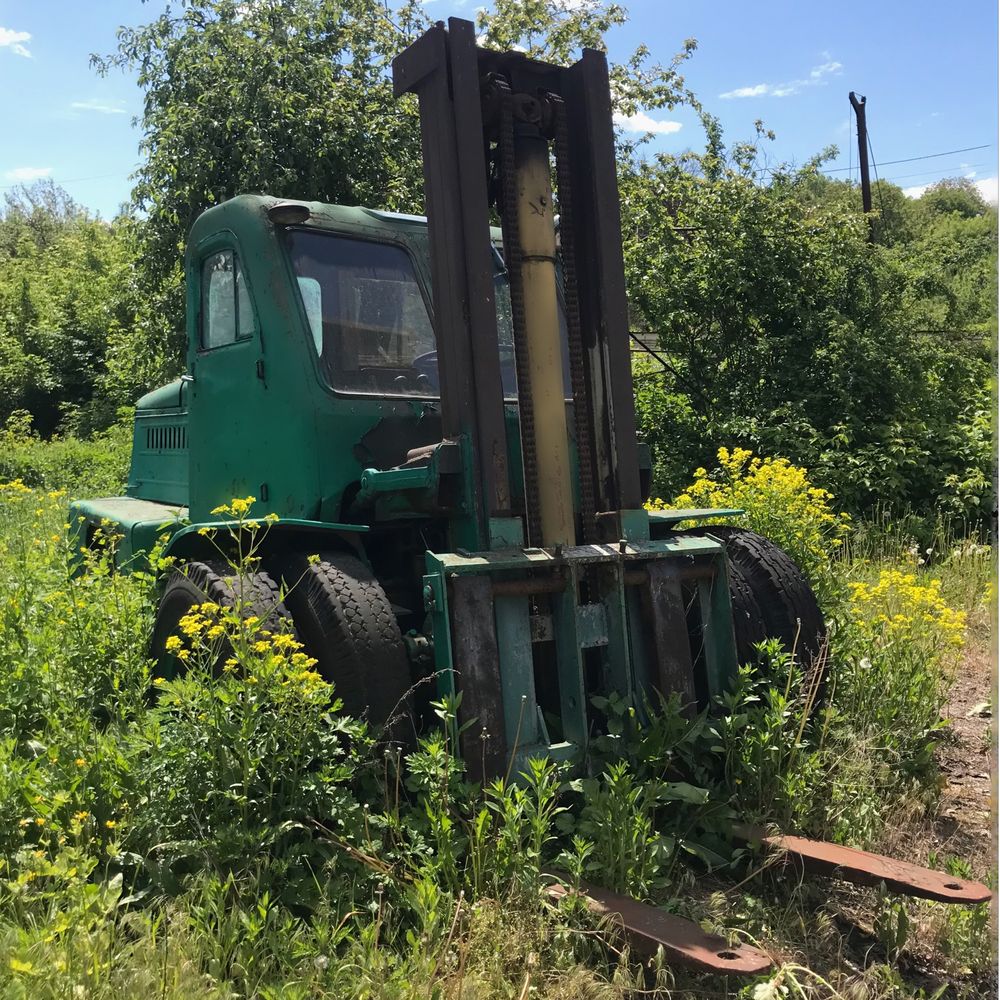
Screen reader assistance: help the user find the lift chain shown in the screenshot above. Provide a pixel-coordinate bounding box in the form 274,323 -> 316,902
550,93 -> 597,543
496,79 -> 543,547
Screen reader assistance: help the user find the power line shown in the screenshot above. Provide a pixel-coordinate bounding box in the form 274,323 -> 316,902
881,161 -> 991,183
0,172 -> 125,191
868,132 -> 886,238
823,143 -> 992,175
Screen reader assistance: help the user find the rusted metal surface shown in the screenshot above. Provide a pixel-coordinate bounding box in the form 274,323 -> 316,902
450,575 -> 506,781
391,20 -> 511,542
545,878 -> 772,975
491,573 -> 567,597
623,564 -> 715,587
736,826 -> 992,904
643,560 -> 697,711
550,91 -> 598,543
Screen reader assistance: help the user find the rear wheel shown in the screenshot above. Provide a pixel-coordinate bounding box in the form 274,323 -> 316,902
150,560 -> 295,679
275,551 -> 413,734
695,527 -> 828,703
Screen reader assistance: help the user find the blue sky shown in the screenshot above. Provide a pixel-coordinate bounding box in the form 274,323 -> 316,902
1,0 -> 997,218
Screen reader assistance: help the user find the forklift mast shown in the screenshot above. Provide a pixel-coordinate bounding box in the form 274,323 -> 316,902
393,17 -> 642,553
390,19 -> 743,781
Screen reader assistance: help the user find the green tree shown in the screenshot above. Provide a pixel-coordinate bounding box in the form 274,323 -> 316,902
915,176 -> 990,221
94,0 -> 695,400
94,0 -> 433,369
0,183 -> 138,434
623,150 -> 994,522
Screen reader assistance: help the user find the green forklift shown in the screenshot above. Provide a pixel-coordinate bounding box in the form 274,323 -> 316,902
71,18 -> 989,973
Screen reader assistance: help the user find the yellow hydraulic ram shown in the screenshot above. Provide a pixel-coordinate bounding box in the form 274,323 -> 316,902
513,126 -> 575,548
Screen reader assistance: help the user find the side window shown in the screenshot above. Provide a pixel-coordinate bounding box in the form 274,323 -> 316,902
201,250 -> 254,349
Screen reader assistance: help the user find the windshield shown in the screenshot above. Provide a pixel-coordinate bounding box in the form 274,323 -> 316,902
285,229 -> 567,400
286,230 -> 437,396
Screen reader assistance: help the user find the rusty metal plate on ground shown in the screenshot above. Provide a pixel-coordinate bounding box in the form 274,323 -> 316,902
545,878 -> 772,975
736,826 -> 992,904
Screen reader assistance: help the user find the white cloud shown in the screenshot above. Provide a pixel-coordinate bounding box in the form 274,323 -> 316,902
810,60 -> 842,79
720,57 -> 842,99
4,166 -> 52,182
0,26 -> 31,58
70,99 -> 127,115
721,83 -> 769,99
975,176 -> 999,204
613,111 -> 682,135
902,176 -> 999,205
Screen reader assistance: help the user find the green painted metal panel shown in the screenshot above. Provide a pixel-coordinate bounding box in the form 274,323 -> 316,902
494,595 -> 538,751
162,517 -> 368,559
551,565 -> 589,748
576,602 -> 609,648
619,507 -> 651,542
428,534 -> 723,575
422,558 -> 455,699
599,562 -> 634,704
488,515 -> 525,550
69,497 -> 187,571
698,555 -> 739,698
126,379 -> 190,506
647,507 -> 744,526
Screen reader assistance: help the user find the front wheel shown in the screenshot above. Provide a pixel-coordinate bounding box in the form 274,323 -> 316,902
150,560 -> 295,679
274,551 -> 414,736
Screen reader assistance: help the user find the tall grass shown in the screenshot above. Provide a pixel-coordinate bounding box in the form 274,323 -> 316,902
0,410 -> 132,497
0,454 -> 994,997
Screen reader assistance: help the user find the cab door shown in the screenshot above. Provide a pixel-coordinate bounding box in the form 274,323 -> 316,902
186,240 -> 272,521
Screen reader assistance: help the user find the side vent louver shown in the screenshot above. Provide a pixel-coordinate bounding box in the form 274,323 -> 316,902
146,425 -> 188,451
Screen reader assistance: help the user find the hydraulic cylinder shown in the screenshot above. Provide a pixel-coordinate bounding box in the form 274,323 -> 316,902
513,126 -> 575,548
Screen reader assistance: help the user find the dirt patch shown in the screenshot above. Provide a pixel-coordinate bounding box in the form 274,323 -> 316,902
931,636 -> 996,879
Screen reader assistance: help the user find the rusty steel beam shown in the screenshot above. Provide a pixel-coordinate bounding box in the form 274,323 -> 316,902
450,576 -> 507,781
545,879 -> 772,975
491,574 -> 567,597
736,826 -> 992,905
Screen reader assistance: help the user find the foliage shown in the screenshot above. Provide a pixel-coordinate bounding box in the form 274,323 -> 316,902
0,410 -> 132,497
831,568 -> 965,780
649,446 -> 849,602
0,183 -> 140,435
0,472 -> 994,994
714,644 -> 827,832
0,0 -> 989,536
93,0 -> 433,359
626,150 -> 996,525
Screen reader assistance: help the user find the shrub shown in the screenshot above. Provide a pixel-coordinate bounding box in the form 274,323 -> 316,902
122,515 -> 376,903
0,410 -> 131,497
649,446 -> 849,603
833,569 -> 965,776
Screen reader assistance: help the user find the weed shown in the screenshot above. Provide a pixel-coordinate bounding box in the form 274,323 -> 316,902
0,471 -> 993,996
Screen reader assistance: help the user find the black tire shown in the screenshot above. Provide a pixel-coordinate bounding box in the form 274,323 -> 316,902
275,551 -> 413,732
726,558 -> 769,667
694,527 -> 828,701
150,560 -> 295,679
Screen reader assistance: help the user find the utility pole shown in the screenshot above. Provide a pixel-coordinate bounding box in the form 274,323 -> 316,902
849,91 -> 874,241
